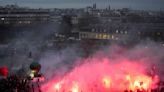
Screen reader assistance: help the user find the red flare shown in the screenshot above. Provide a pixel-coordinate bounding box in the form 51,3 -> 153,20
0,66 -> 8,77
41,57 -> 159,92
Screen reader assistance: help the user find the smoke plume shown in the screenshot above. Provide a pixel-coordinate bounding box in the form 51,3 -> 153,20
41,40 -> 164,92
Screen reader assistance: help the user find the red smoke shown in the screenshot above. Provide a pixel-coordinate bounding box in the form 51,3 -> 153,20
41,54 -> 160,92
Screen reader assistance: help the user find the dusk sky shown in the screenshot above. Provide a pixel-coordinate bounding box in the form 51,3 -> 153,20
0,0 -> 164,11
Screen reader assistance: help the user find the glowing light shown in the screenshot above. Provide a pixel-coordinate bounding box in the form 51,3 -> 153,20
54,80 -> 64,91
30,70 -> 36,78
126,75 -> 131,80
134,80 -> 140,88
125,75 -> 152,91
102,77 -> 111,88
1,18 -> 4,20
55,83 -> 61,90
71,82 -> 79,92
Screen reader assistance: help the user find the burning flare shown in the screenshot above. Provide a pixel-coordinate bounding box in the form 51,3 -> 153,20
41,56 -> 159,92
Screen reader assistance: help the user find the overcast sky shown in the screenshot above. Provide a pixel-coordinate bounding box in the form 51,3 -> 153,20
0,0 -> 164,11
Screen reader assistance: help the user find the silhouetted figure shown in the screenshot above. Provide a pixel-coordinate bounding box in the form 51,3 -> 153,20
124,89 -> 128,92
28,51 -> 32,58
160,87 -> 164,92
129,90 -> 133,92
160,82 -> 164,92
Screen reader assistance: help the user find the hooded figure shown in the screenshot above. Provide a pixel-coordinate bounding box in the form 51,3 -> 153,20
29,62 -> 41,79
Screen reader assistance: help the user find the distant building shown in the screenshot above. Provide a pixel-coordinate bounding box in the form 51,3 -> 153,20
0,5 -> 50,26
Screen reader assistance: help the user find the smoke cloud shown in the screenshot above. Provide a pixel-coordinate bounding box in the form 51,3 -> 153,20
41,40 -> 164,92
0,21 -> 163,91
0,22 -> 59,74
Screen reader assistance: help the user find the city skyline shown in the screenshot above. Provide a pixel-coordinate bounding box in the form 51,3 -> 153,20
0,0 -> 164,11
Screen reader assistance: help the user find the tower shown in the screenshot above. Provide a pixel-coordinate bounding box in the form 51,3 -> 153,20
108,5 -> 111,10
93,3 -> 96,9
